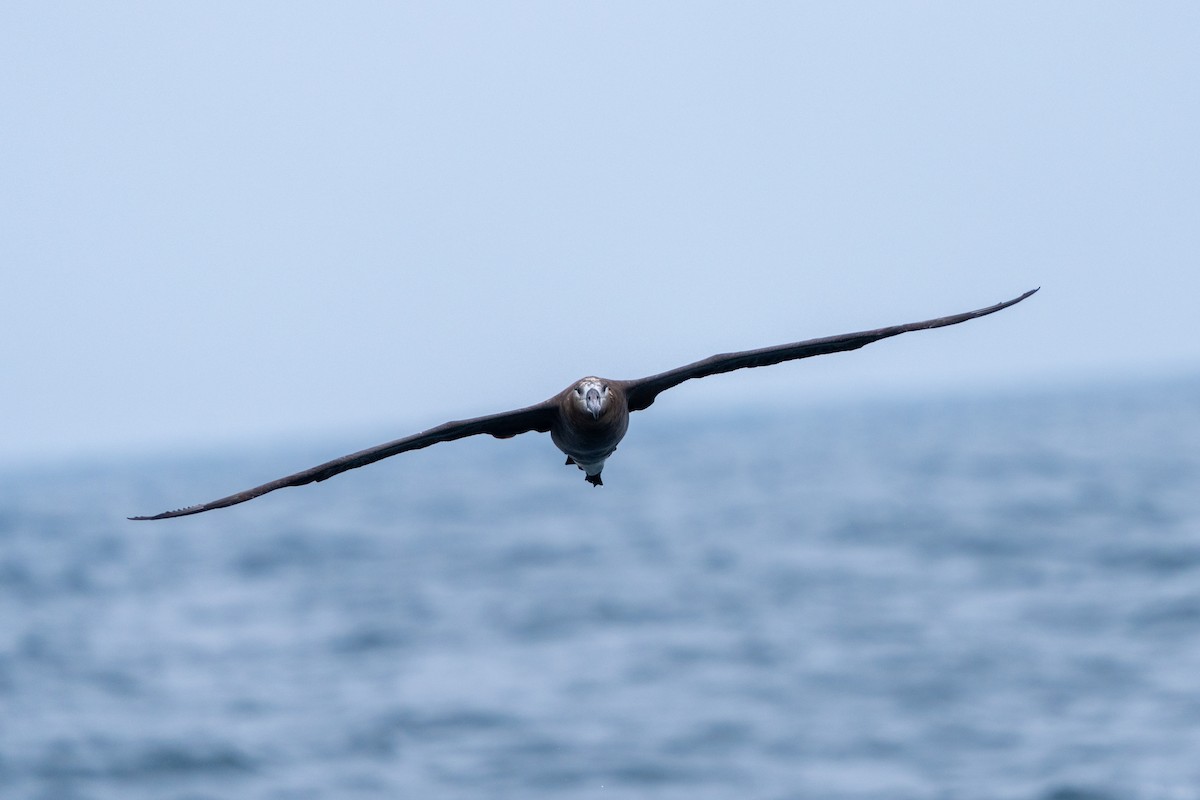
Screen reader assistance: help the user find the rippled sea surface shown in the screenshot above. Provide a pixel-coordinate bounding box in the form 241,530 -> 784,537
3,378 -> 1200,800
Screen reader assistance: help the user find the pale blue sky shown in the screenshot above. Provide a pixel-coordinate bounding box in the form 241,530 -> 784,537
2,3 -> 1197,464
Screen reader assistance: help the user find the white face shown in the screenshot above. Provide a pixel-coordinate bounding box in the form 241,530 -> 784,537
574,377 -> 610,419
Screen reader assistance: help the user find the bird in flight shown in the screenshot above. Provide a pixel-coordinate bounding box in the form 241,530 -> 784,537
131,289 -> 1037,520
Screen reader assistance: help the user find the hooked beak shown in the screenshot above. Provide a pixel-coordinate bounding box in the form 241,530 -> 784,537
584,387 -> 603,419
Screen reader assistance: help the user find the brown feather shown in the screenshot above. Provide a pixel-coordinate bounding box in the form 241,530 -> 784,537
618,288 -> 1038,412
129,401 -> 558,519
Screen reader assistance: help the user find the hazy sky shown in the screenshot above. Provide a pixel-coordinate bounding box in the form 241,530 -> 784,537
2,3 -> 1197,464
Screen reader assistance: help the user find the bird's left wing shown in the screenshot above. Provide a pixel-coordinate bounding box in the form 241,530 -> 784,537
619,289 -> 1038,412
130,400 -> 559,520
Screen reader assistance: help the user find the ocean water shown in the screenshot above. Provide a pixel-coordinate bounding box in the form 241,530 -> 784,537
2,377 -> 1200,800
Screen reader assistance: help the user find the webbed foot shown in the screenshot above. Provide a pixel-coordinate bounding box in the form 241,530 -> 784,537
585,473 -> 603,487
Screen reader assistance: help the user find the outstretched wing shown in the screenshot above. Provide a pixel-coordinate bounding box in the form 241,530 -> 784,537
130,400 -> 559,520
619,289 -> 1038,413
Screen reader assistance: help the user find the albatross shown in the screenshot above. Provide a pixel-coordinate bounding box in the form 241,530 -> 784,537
131,289 -> 1037,520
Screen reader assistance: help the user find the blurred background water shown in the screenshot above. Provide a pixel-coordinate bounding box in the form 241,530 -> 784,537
2,376 -> 1199,800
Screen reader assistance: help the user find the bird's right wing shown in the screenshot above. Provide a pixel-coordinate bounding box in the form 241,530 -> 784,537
620,289 -> 1038,412
130,400 -> 559,520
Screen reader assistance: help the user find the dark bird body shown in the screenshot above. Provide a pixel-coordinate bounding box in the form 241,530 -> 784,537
132,289 -> 1037,519
552,377 -> 630,486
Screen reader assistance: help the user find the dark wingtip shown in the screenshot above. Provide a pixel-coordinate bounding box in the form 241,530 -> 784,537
1002,287 -> 1039,305
1004,286 -> 1040,308
128,505 -> 201,521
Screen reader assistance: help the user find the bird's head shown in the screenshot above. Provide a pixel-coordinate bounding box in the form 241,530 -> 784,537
571,377 -> 612,420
